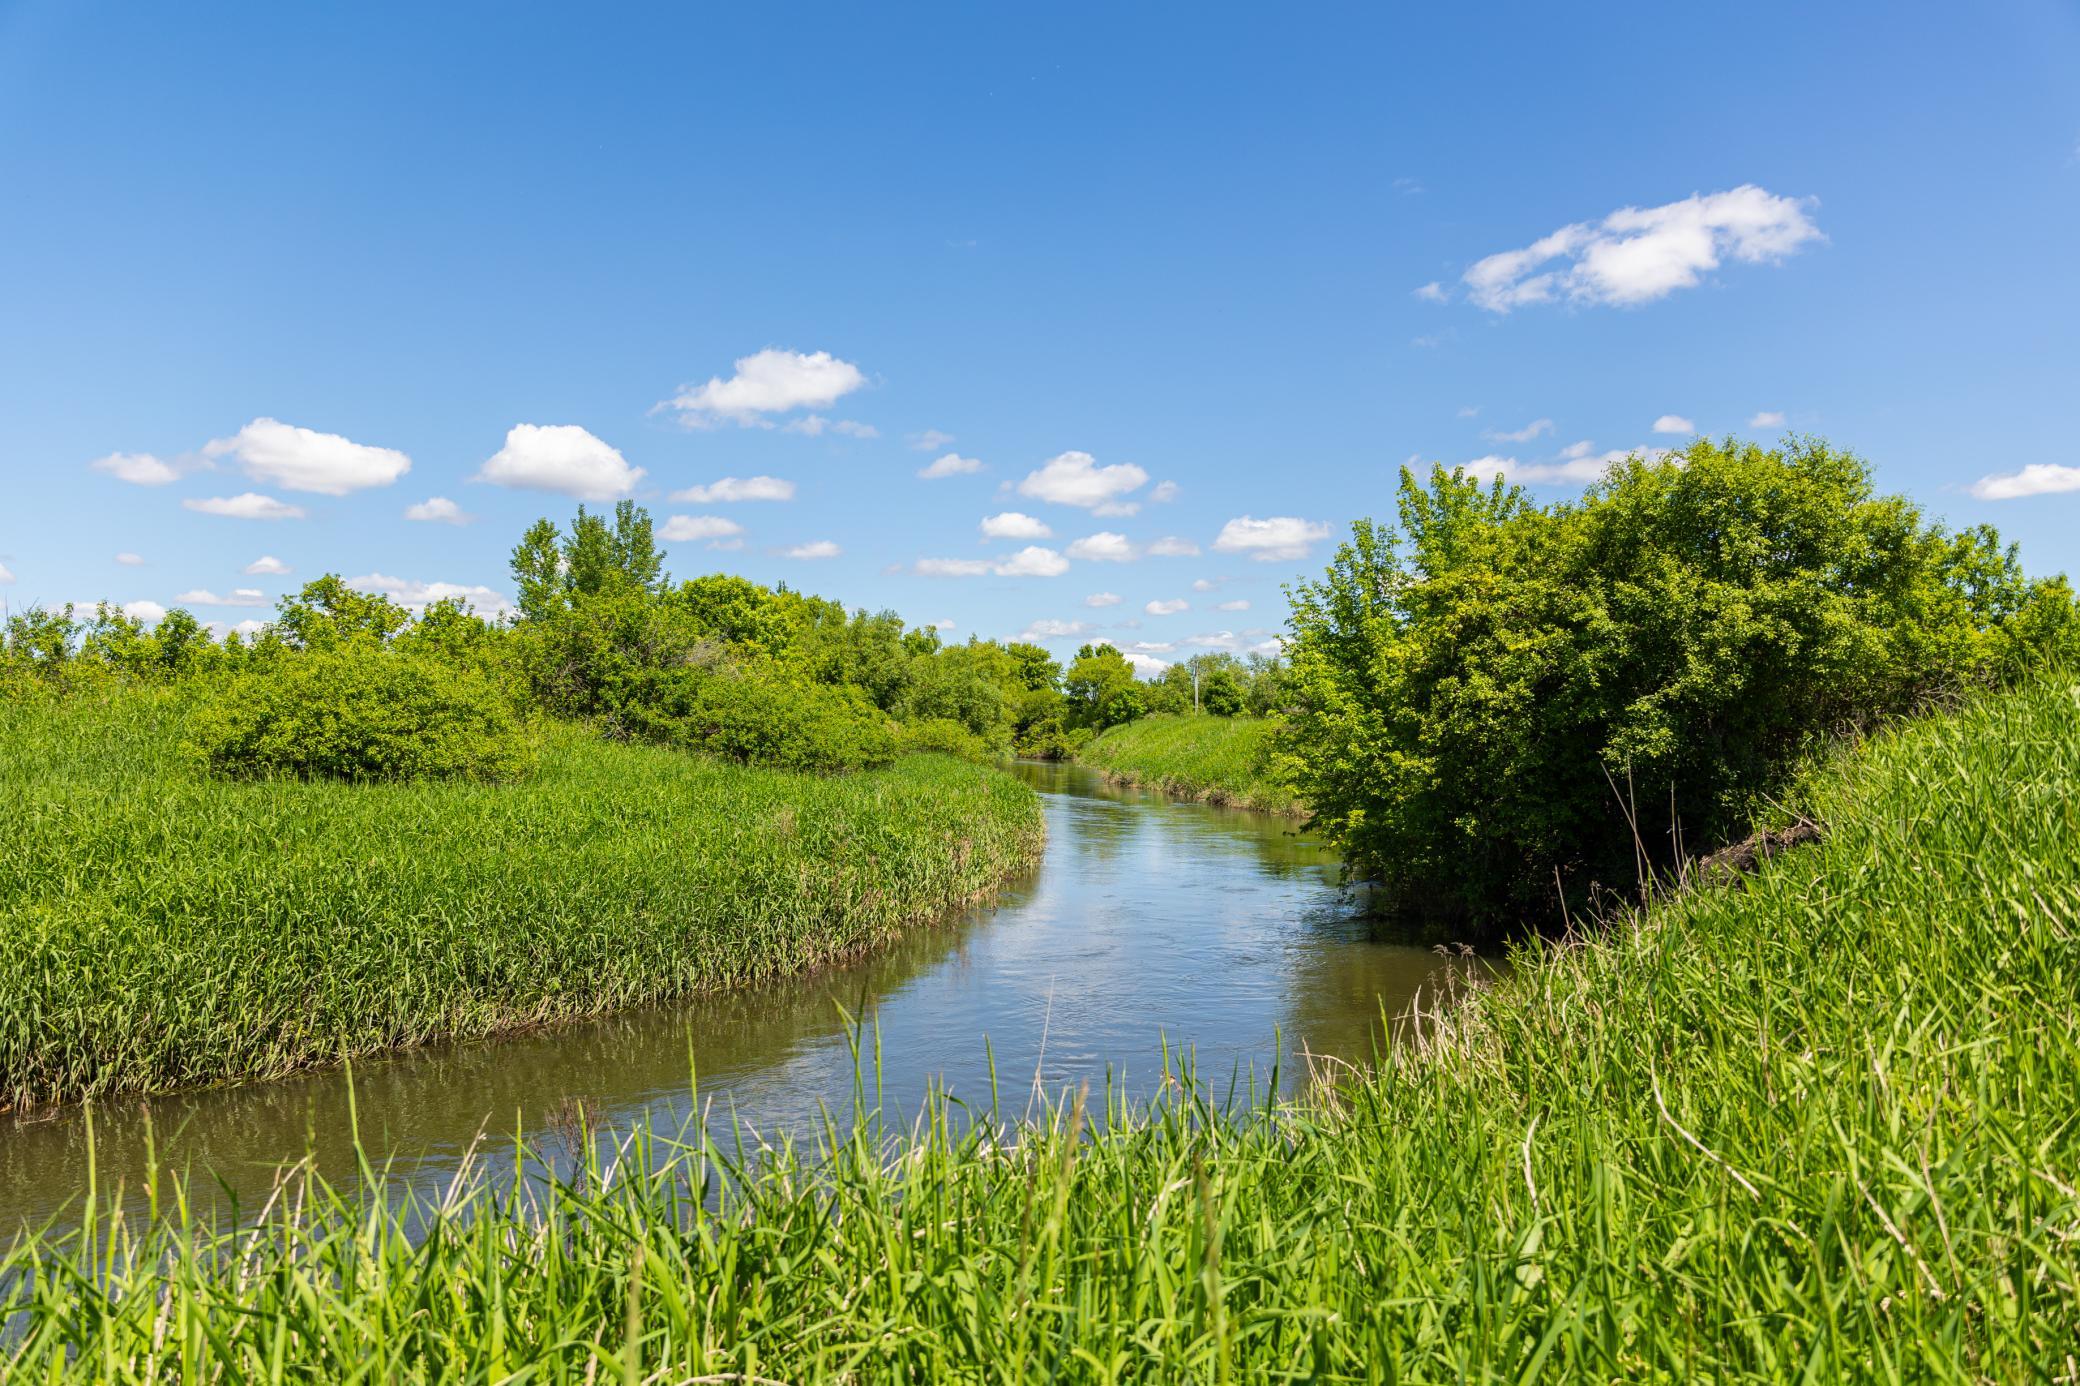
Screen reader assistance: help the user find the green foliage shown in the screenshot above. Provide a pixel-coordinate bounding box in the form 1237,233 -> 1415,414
1282,437 -> 2080,924
189,646 -> 530,784
0,688 -> 1043,1110
273,575 -> 411,650
1078,713 -> 1298,812
7,679 -> 2075,1377
898,715 -> 993,762
1064,643 -> 1146,729
624,666 -> 899,773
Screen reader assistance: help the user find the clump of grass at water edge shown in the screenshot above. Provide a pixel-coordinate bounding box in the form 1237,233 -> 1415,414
0,686 -> 1044,1112
1077,713 -> 1301,814
5,678 -> 2075,1378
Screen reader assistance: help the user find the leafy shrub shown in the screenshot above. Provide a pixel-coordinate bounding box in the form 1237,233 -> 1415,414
624,667 -> 898,773
1282,437 -> 2080,926
898,716 -> 992,762
190,648 -> 530,783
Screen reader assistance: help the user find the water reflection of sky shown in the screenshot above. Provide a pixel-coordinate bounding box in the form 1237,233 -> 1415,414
0,761 -> 1485,1231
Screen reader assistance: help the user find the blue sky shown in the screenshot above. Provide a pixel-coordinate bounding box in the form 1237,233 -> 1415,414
4,2 -> 2077,670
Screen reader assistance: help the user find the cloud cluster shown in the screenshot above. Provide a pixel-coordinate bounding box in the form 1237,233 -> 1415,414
672,475 -> 796,503
347,573 -> 511,616
182,493 -> 307,521
1016,451 -> 1149,514
1065,532 -> 1135,562
404,496 -> 473,525
204,418 -> 411,495
174,587 -> 268,607
1211,515 -> 1330,563
660,514 -> 745,544
1969,463 -> 2080,501
1145,598 -> 1188,616
980,512 -> 1051,540
916,545 -> 1069,578
919,452 -> 983,479
1458,185 -> 1822,312
476,424 -> 644,501
244,555 -> 292,575
661,348 -> 867,427
90,452 -> 190,486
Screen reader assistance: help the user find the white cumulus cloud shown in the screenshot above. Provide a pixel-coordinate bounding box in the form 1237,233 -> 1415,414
90,452 -> 190,486
915,558 -> 993,578
1123,651 -> 1170,677
981,512 -> 1052,540
404,496 -> 473,525
1212,515 -> 1331,563
1455,445 -> 1668,487
919,452 -> 984,479
1084,592 -> 1122,608
660,514 -> 745,543
1145,598 -> 1188,615
182,493 -> 306,521
779,540 -> 841,559
1019,618 -> 1089,641
1969,463 -> 2080,501
1460,185 -> 1822,312
1215,598 -> 1250,611
1066,532 -> 1136,562
115,552 -> 145,567
244,555 -> 292,575
1652,414 -> 1696,435
1149,480 -> 1180,503
174,587 -> 268,606
671,476 -> 795,503
1016,451 -> 1148,511
1147,536 -> 1200,557
476,424 -> 643,500
782,415 -> 878,438
994,545 -> 1070,577
347,573 -> 511,616
1749,410 -> 1786,428
0,563 -> 13,584
1483,418 -> 1553,444
122,600 -> 166,624
908,429 -> 956,452
662,348 -> 867,427
204,418 -> 411,495
1413,281 -> 1449,303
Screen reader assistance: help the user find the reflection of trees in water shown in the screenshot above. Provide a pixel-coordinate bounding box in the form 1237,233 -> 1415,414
1274,904 -> 1496,1091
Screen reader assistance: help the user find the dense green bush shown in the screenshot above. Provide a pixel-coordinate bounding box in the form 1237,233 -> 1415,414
189,646 -> 530,783
624,667 -> 898,773
1282,436 -> 2080,925
898,715 -> 993,762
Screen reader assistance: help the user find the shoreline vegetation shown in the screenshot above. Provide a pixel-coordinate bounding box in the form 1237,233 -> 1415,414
1074,713 -> 1303,815
0,687 -> 1043,1114
5,675 -> 2073,1376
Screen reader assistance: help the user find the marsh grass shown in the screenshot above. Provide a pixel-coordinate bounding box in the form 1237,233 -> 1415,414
0,687 -> 1043,1112
1077,714 -> 1300,814
4,679 -> 2076,1378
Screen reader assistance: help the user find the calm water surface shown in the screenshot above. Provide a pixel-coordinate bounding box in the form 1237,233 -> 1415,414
1,761 -> 1483,1229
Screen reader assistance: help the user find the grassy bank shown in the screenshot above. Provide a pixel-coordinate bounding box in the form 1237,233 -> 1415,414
8,681 -> 2075,1376
0,688 -> 1044,1112
1077,713 -> 1300,813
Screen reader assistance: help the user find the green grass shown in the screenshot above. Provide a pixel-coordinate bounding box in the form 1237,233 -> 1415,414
1077,713 -> 1300,813
5,678 -> 2078,1379
0,687 -> 1044,1112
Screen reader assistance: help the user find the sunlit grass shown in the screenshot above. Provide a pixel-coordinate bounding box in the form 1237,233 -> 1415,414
0,686 -> 1044,1112
5,680 -> 2074,1377
1077,713 -> 1299,813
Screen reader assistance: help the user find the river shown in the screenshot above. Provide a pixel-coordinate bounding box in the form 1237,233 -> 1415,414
0,760 -> 1482,1230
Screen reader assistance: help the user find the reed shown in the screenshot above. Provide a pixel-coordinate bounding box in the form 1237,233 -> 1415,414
0,686 -> 1044,1112
1077,714 -> 1300,813
4,678 -> 2077,1379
